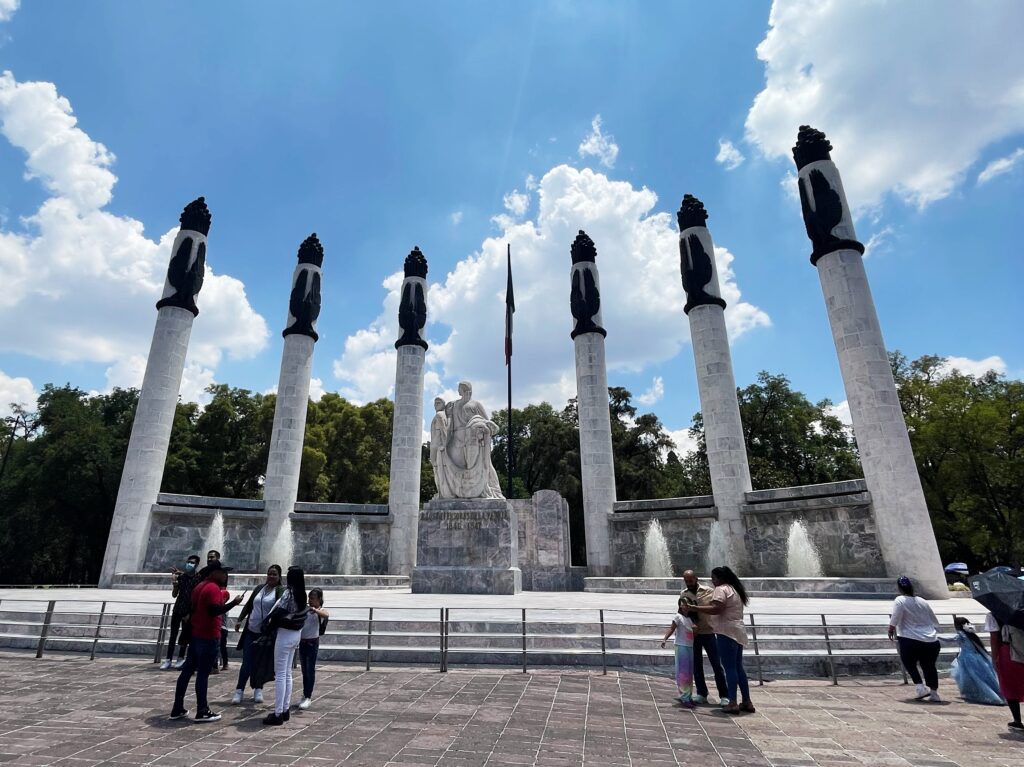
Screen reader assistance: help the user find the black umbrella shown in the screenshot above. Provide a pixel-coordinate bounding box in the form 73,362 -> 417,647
968,567 -> 1024,630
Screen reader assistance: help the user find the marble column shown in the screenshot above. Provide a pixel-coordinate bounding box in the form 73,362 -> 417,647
261,233 -> 324,565
569,231 -> 615,576
793,125 -> 947,598
99,197 -> 211,587
387,247 -> 429,576
677,195 -> 752,567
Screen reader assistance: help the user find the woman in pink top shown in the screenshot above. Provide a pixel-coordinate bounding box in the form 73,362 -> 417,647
690,566 -> 754,714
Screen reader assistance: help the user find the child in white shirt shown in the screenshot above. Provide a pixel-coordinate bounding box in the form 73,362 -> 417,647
661,596 -> 696,707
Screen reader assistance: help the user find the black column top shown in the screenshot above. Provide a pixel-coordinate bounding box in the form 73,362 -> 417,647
570,230 -> 597,264
404,246 -> 429,278
677,194 -> 709,230
297,232 -> 324,267
179,196 -> 212,236
792,125 -> 833,170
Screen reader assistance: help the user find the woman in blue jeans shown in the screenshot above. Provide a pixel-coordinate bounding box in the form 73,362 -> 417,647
298,588 -> 330,710
231,564 -> 284,705
690,566 -> 754,714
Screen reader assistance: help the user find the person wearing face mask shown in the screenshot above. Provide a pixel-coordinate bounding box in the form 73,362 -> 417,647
161,554 -> 201,670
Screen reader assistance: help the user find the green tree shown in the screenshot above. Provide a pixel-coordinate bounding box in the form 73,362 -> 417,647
892,352 -> 1023,569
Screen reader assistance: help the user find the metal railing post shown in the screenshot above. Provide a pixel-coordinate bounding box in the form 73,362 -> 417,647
748,613 -> 764,686
444,607 -> 450,671
599,609 -> 607,676
90,602 -> 107,661
35,600 -> 56,659
821,614 -> 838,686
439,608 -> 445,673
153,603 -> 170,663
521,608 -> 527,674
365,607 -> 374,671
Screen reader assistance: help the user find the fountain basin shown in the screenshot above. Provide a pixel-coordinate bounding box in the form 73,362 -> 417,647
112,573 -> 409,591
583,576 -> 895,599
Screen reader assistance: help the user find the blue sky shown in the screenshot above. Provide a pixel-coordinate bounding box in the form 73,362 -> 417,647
1,0 -> 1022,451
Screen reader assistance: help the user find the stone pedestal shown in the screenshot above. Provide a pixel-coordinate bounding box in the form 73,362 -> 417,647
99,306 -> 195,586
411,498 -> 522,594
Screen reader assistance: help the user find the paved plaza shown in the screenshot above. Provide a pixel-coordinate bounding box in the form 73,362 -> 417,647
0,651 -> 1020,767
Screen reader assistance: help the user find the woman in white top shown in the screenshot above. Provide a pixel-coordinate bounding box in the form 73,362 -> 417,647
232,564 -> 283,704
887,575 -> 942,701
263,566 -> 308,726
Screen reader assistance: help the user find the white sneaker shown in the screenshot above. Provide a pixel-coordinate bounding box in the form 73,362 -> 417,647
159,659 -> 172,670
691,695 -> 707,705
174,658 -> 186,669
298,698 -> 311,710
253,689 -> 264,704
719,698 -> 730,708
231,690 -> 243,705
928,690 -> 941,702
914,684 -> 929,700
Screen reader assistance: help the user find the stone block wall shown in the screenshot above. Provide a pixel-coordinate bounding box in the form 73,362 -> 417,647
609,497 -> 717,576
142,494 -> 391,574
742,480 -> 883,577
607,481 -> 885,578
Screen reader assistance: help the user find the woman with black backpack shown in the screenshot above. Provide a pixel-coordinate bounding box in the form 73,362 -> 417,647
263,566 -> 308,726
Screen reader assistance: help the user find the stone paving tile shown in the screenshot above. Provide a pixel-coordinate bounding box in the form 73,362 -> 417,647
2,652 -> 1022,766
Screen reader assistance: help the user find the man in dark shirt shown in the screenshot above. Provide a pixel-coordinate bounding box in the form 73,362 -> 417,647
170,561 -> 243,722
161,554 -> 200,670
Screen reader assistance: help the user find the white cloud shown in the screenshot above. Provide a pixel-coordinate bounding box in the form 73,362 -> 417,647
863,225 -> 894,258
637,376 -> 664,406
525,174 -> 538,191
745,0 -> 1024,210
0,70 -> 268,402
715,139 -> 745,171
449,210 -> 463,226
666,427 -> 698,458
0,368 -> 35,417
309,377 -> 325,402
334,164 -> 769,421
826,399 -> 851,427
939,355 -> 1007,378
0,0 -> 18,23
977,147 -> 1024,185
503,190 -> 529,218
577,115 -> 619,168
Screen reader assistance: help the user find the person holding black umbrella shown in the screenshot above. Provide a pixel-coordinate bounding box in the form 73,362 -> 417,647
985,612 -> 1024,730
972,566 -> 1024,732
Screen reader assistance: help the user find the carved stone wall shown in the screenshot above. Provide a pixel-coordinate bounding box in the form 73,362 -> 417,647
512,489 -> 574,591
609,497 -> 717,576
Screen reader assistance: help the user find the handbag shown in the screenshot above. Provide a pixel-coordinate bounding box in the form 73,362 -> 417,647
267,592 -> 309,632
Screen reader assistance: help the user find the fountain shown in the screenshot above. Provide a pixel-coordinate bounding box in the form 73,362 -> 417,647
786,520 -> 824,577
338,520 -> 364,575
705,520 -> 728,574
642,519 -> 672,578
205,511 -> 225,559
267,518 -> 294,571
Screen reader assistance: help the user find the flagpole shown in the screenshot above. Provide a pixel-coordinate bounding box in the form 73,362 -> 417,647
506,243 -> 514,497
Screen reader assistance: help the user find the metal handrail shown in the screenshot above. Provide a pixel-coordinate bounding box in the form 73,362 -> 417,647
1,597 -> 988,683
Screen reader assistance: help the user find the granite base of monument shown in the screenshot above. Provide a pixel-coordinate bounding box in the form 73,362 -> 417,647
411,498 -> 522,595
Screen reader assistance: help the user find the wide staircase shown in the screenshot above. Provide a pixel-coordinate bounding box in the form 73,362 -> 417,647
0,597 -> 988,681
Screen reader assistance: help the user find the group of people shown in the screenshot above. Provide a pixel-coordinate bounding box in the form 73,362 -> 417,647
888,574 -> 1024,732
661,566 -> 755,714
166,557 -> 330,726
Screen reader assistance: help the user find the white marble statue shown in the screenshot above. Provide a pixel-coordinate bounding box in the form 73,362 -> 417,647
430,381 -> 504,499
